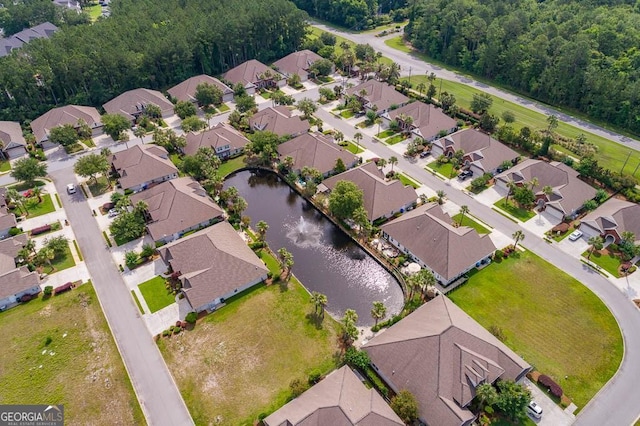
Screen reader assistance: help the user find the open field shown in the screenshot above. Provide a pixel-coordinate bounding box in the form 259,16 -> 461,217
138,276 -> 174,313
0,284 -> 144,424
448,250 -> 623,410
158,281 -> 341,425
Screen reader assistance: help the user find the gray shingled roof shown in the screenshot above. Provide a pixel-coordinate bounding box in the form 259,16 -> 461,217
110,144 -> 178,190
167,74 -> 233,103
581,198 -> 640,243
159,221 -> 268,310
388,102 -> 457,140
103,88 -> 173,121
0,234 -> 27,273
346,80 -> 409,112
363,296 -> 530,426
0,121 -> 26,149
0,206 -> 17,233
272,50 -> 324,79
0,22 -> 58,57
130,177 -> 224,242
277,132 -> 358,176
30,105 -> 102,143
0,235 -> 38,300
184,122 -> 250,157
223,59 -> 283,88
264,366 -> 404,426
249,106 -> 310,137
380,203 -> 496,282
322,162 -> 418,222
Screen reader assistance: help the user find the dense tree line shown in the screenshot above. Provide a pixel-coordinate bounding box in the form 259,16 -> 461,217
0,0 -> 307,123
292,0 -> 406,29
405,0 -> 640,134
0,0 -> 90,35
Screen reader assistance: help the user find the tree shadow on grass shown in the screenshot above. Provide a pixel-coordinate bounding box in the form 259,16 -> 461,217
305,312 -> 325,330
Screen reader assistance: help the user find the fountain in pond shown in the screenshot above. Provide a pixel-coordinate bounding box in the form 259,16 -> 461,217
286,216 -> 323,247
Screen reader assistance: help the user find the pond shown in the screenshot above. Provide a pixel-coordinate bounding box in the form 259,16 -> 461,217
224,170 -> 404,326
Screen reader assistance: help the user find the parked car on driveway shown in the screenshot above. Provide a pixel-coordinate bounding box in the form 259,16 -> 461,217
66,184 -> 77,194
458,170 -> 473,181
108,209 -> 120,218
527,401 -> 543,419
569,230 -> 583,241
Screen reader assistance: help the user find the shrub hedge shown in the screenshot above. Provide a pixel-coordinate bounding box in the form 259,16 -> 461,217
538,374 -> 563,398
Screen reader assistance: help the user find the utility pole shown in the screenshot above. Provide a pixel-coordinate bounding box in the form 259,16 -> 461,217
620,151 -> 632,175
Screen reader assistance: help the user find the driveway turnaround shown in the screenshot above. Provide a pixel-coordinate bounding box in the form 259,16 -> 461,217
50,168 -> 194,426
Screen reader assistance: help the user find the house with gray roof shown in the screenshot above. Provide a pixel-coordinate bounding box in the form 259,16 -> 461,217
381,203 -> 495,286
321,162 -> 418,222
0,22 -> 58,58
184,122 -> 249,158
249,106 -> 310,137
0,121 -> 27,158
223,59 -> 285,95
363,296 -> 531,426
579,198 -> 640,244
30,105 -> 103,144
432,129 -> 520,177
346,80 -> 409,115
264,365 -> 404,426
0,235 -> 40,310
277,132 -> 358,177
272,50 -> 329,82
168,74 -> 234,104
495,159 -> 597,221
103,88 -> 174,122
382,101 -> 457,142
159,221 -> 268,312
0,206 -> 17,240
110,144 -> 178,192
131,177 -> 224,243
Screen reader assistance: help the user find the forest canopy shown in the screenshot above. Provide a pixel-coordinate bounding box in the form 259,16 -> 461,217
0,0 -> 307,123
405,0 -> 640,134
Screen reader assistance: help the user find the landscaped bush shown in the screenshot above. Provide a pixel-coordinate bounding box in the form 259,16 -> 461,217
289,378 -> 309,398
538,374 -> 563,398
9,227 -> 22,236
494,249 -> 504,261
140,244 -> 154,258
272,273 -> 281,282
43,286 -> 53,297
344,347 -> 370,370
308,370 -> 321,385
249,241 -> 264,250
31,224 -> 52,235
185,312 -> 197,324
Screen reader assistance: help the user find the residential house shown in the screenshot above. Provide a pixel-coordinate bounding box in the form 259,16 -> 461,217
320,162 -> 418,222
31,105 -> 102,145
432,129 -> 520,177
110,144 -> 179,192
0,189 -> 17,239
0,121 -> 27,158
223,59 -> 285,95
168,74 -> 234,104
249,106 -> 310,137
130,177 -> 224,243
272,50 -> 330,82
159,221 -> 268,312
380,203 -> 496,286
363,296 -> 531,426
277,132 -> 358,177
579,198 -> 640,244
264,365 -> 404,426
184,122 -> 250,158
346,80 -> 409,115
382,101 -> 457,142
103,88 -> 174,122
0,234 -> 40,310
0,22 -> 58,58
495,159 -> 597,221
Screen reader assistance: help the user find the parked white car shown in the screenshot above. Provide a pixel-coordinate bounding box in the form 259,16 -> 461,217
66,184 -> 77,194
108,208 -> 120,218
527,400 -> 543,419
568,230 -> 583,241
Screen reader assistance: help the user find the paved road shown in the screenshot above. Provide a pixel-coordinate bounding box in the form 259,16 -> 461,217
50,167 -> 194,426
315,104 -> 640,426
313,23 -> 640,156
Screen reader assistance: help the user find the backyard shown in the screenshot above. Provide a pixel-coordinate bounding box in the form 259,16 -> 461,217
138,276 -> 175,313
493,197 -> 536,222
448,250 -> 623,410
218,155 -> 247,177
157,280 -> 341,425
0,284 -> 144,424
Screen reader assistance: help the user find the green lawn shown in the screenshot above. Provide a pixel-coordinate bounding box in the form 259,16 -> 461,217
0,160 -> 10,172
396,172 -> 420,189
448,250 -> 623,410
85,4 -> 102,21
87,176 -> 112,197
25,194 -> 56,218
493,197 -> 536,222
218,103 -> 230,112
138,276 -> 174,313
582,250 -> 622,277
83,138 -> 96,148
308,27 -> 392,65
218,155 -> 247,177
427,161 -> 457,178
340,109 -> 355,119
0,284 -> 144,424
344,141 -> 364,154
376,129 -> 396,139
451,213 -> 490,234
258,249 -> 281,275
8,180 -> 46,192
42,245 -> 76,275
386,134 -> 406,145
170,153 -> 183,168
157,278 -> 341,425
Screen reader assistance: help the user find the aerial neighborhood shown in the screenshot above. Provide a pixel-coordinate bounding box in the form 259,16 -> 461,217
0,1 -> 639,426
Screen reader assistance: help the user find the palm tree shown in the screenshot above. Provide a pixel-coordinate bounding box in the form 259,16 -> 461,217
512,230 -> 525,248
36,247 -> 56,272
389,156 -> 398,173
528,177 -> 539,191
205,112 -> 214,129
542,185 -> 553,200
334,130 -> 344,143
32,186 -> 42,203
310,291 -> 328,318
505,181 -> 517,205
277,247 -> 294,279
133,126 -> 146,144
436,190 -> 446,205
256,220 -> 269,244
377,158 -> 387,169
621,231 -> 635,244
417,269 -> 436,301
5,188 -> 24,215
458,205 -> 469,226
587,236 -> 604,260
24,239 -> 36,256
371,301 -> 387,326
416,82 -> 426,97
353,132 -> 363,151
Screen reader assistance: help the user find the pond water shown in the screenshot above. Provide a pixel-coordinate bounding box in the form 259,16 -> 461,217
224,170 -> 404,325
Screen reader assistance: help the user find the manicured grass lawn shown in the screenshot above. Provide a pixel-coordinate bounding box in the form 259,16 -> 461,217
340,109 -> 355,119
386,134 -> 406,145
344,141 -> 364,154
582,250 -> 622,277
113,233 -> 140,247
138,276 -> 174,313
0,284 -> 144,424
376,129 -> 396,139
42,245 -> 76,275
157,279 -> 341,425
258,249 -> 281,275
218,155 -> 247,177
218,103 -> 230,112
8,179 -> 46,192
493,197 -> 536,222
0,160 -> 10,172
87,176 -> 112,197
449,250 -> 623,410
396,172 -> 420,189
427,161 -> 457,178
83,138 -> 96,148
451,213 -> 490,234
26,194 -> 56,218
170,153 -> 183,168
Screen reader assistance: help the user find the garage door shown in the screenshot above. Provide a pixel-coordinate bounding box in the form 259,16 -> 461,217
546,205 -> 565,220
